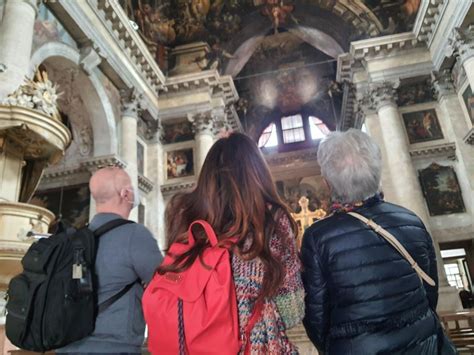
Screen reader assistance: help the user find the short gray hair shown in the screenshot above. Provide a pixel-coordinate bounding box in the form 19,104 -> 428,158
317,129 -> 382,203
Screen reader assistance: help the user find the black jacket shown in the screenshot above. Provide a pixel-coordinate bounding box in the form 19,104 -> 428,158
301,196 -> 439,354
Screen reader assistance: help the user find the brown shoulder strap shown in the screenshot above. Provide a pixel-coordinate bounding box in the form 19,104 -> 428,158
347,212 -> 436,287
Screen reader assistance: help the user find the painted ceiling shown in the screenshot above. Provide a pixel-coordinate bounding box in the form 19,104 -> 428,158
121,0 -> 421,136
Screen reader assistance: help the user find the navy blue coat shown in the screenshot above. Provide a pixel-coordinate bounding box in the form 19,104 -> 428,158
301,196 -> 439,354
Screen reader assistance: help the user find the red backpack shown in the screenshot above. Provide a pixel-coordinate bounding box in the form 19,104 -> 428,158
143,220 -> 245,355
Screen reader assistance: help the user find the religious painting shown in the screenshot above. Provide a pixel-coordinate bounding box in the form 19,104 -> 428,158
419,164 -> 466,216
30,184 -> 90,229
275,176 -> 331,214
162,121 -> 194,144
397,78 -> 435,107
462,85 -> 474,125
166,148 -> 194,179
402,109 -> 444,144
137,140 -> 145,175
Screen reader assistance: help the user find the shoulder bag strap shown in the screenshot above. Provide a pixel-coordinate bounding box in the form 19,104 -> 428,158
347,211 -> 436,287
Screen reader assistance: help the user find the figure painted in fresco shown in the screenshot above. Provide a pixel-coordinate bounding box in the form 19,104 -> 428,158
261,0 -> 297,34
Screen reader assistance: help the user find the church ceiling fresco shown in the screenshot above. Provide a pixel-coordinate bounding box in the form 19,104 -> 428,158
120,0 -> 421,77
121,0 -> 421,52
119,0 -> 420,138
234,31 -> 341,137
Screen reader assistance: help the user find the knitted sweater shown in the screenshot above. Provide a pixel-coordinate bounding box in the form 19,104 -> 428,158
232,213 -> 305,354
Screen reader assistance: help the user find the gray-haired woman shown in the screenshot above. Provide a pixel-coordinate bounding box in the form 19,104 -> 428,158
301,129 -> 442,354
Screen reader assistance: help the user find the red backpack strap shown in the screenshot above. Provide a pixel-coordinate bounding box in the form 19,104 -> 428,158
187,220 -> 218,247
243,301 -> 264,355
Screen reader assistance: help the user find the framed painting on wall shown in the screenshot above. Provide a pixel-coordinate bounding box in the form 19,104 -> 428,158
30,184 -> 90,228
166,148 -> 194,180
162,120 -> 195,144
402,109 -> 444,144
419,163 -> 466,216
462,84 -> 474,125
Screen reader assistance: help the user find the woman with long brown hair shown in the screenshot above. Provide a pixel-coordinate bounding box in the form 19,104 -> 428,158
159,132 -> 304,353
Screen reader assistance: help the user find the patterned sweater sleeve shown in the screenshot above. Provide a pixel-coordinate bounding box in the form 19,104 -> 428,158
272,212 -> 305,329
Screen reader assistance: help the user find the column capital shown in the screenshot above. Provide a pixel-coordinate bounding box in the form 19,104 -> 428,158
120,88 -> 142,118
368,80 -> 400,111
432,70 -> 456,100
188,112 -> 216,136
448,26 -> 474,65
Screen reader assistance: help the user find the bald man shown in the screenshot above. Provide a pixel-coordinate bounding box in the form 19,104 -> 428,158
58,167 -> 163,355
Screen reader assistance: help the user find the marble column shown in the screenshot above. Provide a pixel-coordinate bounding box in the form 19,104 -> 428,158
433,70 -> 474,212
120,91 -> 140,222
450,26 -> 474,92
0,0 -> 38,98
370,82 -> 459,310
189,112 -> 215,175
357,99 -> 397,203
370,81 -> 431,221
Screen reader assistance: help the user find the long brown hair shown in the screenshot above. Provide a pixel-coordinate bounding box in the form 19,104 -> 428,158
158,132 -> 298,298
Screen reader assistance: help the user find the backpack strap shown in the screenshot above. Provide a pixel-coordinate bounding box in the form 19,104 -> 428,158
93,219 -> 137,314
97,281 -> 137,314
347,211 -> 436,287
93,219 -> 135,238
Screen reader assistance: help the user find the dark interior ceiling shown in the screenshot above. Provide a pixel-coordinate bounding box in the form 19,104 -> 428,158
121,0 -> 421,137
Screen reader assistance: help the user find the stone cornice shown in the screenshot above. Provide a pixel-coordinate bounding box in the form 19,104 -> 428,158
138,174 -> 154,194
95,0 -> 166,88
350,33 -> 425,61
414,0 -> 448,45
160,181 -> 196,196
464,128 -> 474,146
162,70 -> 239,106
409,142 -> 456,160
45,1 -> 162,117
41,155 -> 127,184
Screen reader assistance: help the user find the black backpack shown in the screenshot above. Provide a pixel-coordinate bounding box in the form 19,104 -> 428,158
5,219 -> 135,352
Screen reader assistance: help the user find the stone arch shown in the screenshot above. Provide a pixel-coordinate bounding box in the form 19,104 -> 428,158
30,42 -> 118,156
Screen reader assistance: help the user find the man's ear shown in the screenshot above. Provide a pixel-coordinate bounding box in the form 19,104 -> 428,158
119,188 -> 128,200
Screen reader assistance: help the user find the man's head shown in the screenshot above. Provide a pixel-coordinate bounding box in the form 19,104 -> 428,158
89,167 -> 139,219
